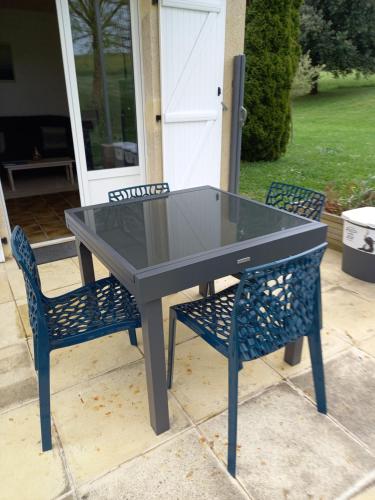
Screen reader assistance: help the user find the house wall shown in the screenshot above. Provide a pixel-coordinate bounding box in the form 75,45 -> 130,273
220,0 -> 246,190
0,9 -> 68,117
138,1 -> 246,190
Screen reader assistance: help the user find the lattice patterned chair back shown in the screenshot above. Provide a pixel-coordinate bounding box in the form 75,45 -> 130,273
265,182 -> 326,221
108,182 -> 170,202
231,243 -> 327,362
11,226 -> 47,342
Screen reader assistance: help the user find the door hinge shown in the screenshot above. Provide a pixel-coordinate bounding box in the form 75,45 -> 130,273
156,114 -> 161,122
217,86 -> 222,96
152,0 -> 158,4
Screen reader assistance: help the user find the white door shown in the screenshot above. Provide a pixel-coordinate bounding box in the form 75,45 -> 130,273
56,0 -> 146,205
159,0 -> 226,190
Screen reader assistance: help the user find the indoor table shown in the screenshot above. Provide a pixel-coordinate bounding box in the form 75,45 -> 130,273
65,186 -> 327,435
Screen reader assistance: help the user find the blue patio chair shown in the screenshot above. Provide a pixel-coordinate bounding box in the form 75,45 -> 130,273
108,182 -> 170,202
204,183 -> 325,298
167,243 -> 327,476
11,226 -> 141,452
265,182 -> 326,221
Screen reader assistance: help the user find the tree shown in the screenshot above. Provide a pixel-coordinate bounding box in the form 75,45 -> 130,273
242,0 -> 302,162
69,1 -> 132,125
300,0 -> 375,93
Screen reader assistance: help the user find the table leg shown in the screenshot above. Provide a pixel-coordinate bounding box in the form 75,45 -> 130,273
199,283 -> 209,297
68,163 -> 74,184
76,240 -> 95,285
7,170 -> 15,191
284,337 -> 304,366
140,299 -> 170,435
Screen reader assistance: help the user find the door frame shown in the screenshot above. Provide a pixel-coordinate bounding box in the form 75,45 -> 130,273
55,0 -> 147,206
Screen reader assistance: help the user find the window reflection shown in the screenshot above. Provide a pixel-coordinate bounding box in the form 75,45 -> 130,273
69,0 -> 138,170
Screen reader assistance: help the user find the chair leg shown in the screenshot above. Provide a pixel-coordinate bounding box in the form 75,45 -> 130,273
33,334 -> 38,371
38,350 -> 52,451
128,328 -> 138,346
308,322 -> 327,414
167,309 -> 177,389
227,360 -> 239,477
208,280 -> 216,296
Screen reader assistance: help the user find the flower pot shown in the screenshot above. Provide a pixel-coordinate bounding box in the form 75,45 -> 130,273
321,211 -> 343,251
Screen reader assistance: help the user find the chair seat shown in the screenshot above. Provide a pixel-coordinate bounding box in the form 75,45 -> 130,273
173,285 -> 239,358
173,282 -> 309,362
45,277 -> 141,349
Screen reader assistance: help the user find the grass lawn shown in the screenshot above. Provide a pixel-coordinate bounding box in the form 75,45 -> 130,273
240,73 -> 375,204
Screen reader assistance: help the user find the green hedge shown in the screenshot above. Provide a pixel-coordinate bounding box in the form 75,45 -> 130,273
242,0 -> 302,162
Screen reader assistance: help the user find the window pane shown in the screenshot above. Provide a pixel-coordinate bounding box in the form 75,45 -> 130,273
69,0 -> 138,170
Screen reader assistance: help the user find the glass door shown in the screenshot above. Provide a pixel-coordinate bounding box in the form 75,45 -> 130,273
56,0 -> 145,205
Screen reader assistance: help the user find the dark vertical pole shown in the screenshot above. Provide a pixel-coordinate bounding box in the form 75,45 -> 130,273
228,55 -> 246,195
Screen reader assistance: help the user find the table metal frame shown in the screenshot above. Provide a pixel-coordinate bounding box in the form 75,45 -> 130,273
66,186 -> 327,435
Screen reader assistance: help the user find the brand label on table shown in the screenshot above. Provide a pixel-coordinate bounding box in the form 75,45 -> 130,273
343,221 -> 375,254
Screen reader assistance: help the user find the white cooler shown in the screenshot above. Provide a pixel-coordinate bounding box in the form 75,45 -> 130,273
342,207 -> 375,283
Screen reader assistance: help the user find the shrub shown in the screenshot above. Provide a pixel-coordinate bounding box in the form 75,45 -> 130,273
242,0 -> 302,162
325,177 -> 375,215
291,53 -> 325,97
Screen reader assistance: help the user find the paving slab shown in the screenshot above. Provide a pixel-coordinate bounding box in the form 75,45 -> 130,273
264,328 -> 349,378
0,269 -> 13,304
0,401 -> 70,500
170,336 -> 281,423
0,300 -> 26,348
0,342 -> 37,412
321,249 -> 375,301
28,332 -> 143,394
199,383 -> 375,500
52,360 -> 190,485
292,349 -> 375,450
323,286 -> 374,344
78,429 -> 247,500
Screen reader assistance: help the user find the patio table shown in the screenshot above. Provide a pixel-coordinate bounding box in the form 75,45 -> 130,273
65,186 -> 327,435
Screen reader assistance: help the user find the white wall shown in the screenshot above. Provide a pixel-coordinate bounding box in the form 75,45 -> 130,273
0,9 -> 69,117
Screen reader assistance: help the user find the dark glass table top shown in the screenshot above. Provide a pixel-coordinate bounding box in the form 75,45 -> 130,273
71,187 -> 311,270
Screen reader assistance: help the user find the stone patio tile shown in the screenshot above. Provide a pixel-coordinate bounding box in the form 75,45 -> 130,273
136,320 -> 196,354
292,349 -> 375,450
0,301 -> 26,348
199,383 -> 375,500
359,336 -> 375,359
354,485 -> 375,499
78,429 -> 246,500
6,265 -> 27,300
52,360 -> 190,485
321,249 -> 375,301
263,329 -> 350,378
6,257 -> 82,300
0,269 -> 13,304
38,258 -> 82,292
27,332 -> 143,394
17,300 -> 33,338
0,342 -> 37,412
170,336 -> 281,423
0,401 -> 69,500
323,286 -> 374,344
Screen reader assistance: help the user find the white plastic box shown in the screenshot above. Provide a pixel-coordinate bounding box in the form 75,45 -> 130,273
342,207 -> 375,283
